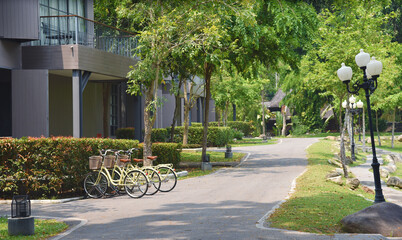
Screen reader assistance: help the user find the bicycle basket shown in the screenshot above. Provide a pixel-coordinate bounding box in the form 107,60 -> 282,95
89,156 -> 102,170
104,155 -> 115,168
117,155 -> 130,167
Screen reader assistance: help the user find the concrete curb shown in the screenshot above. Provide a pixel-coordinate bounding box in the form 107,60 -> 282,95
0,197 -> 84,205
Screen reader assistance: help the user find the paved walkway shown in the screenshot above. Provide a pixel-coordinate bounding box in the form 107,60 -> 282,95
0,138 -> 400,240
350,147 -> 402,206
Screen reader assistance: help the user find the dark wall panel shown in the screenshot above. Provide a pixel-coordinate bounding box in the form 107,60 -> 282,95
0,0 -> 39,40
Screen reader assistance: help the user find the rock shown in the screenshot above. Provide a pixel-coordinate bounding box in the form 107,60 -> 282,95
327,176 -> 343,185
345,156 -> 353,165
387,177 -> 402,189
383,164 -> 397,173
361,186 -> 374,194
389,154 -> 402,163
326,171 -> 341,179
346,178 -> 360,190
398,135 -> 402,142
380,168 -> 389,178
385,155 -> 395,165
341,202 -> 402,237
328,159 -> 343,168
325,136 -> 337,141
335,168 -> 344,175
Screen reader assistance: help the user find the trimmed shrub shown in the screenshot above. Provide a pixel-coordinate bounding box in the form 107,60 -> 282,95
151,128 -> 169,142
135,142 -> 182,168
168,126 -> 232,147
232,129 -> 244,140
0,137 -> 138,199
190,122 -> 202,127
116,127 -> 135,139
208,121 -> 254,137
182,144 -> 202,148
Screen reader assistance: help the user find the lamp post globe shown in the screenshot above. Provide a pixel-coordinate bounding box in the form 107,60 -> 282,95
337,49 -> 385,204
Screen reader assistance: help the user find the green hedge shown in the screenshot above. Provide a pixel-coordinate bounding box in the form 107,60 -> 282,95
151,128 -> 169,142
116,127 -> 135,139
209,121 -> 254,137
167,126 -> 232,147
136,142 -> 182,168
0,137 -> 139,199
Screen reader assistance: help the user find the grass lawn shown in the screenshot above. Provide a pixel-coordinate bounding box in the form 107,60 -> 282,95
181,151 -> 245,163
0,217 -> 68,240
268,139 -> 374,234
377,138 -> 402,153
178,151 -> 246,179
229,138 -> 277,147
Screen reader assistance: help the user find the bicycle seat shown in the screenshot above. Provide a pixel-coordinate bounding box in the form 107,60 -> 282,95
133,158 -> 143,163
147,156 -> 158,161
119,159 -> 131,163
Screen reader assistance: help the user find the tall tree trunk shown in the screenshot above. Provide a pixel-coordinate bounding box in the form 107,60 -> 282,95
391,107 -> 396,148
340,103 -> 349,178
201,63 -> 213,161
362,107 -> 366,152
376,110 -> 381,146
170,78 -> 183,142
261,91 -> 266,139
281,106 -> 286,136
183,78 -> 190,145
143,64 -> 160,166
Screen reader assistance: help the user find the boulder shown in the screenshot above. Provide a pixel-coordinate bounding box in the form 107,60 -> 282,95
380,168 -> 389,178
398,135 -> 402,142
389,154 -> 402,163
325,136 -> 337,141
346,178 -> 360,190
383,164 -> 397,173
341,202 -> 402,237
387,177 -> 402,189
326,176 -> 343,185
326,171 -> 341,179
345,156 -> 353,165
361,186 -> 374,194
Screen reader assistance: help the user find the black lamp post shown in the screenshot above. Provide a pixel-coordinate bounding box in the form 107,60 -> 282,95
337,49 -> 385,203
342,97 -> 364,162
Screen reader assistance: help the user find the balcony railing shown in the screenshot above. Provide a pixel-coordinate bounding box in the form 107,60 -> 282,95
26,15 -> 139,58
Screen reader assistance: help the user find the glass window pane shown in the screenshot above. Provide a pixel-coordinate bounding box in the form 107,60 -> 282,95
69,0 -> 77,15
59,0 -> 67,14
49,0 -> 58,9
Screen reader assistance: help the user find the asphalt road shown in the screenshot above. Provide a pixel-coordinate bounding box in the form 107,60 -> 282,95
0,138 -> 393,239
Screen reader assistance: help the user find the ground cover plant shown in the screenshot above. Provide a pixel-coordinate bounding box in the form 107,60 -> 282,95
229,138 -> 277,147
0,217 -> 68,240
268,139 -> 374,234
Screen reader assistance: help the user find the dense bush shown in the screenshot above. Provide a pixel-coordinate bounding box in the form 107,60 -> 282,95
168,126 -> 232,147
151,128 -> 169,142
0,137 -> 138,199
116,127 -> 135,139
232,129 -> 244,140
190,122 -> 202,127
135,142 -> 182,168
209,121 -> 254,136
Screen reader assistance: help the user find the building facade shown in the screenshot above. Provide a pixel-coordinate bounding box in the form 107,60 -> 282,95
0,0 -> 214,140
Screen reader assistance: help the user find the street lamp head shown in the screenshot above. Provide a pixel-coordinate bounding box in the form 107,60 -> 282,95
365,69 -> 372,80
355,49 -> 370,68
349,103 -> 356,109
356,100 -> 364,108
349,95 -> 356,104
366,57 -> 382,77
342,100 -> 347,109
337,63 -> 353,83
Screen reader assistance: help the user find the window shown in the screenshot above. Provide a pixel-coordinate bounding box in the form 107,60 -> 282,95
110,84 -> 119,137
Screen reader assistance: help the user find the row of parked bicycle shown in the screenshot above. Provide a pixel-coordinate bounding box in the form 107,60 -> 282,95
83,148 -> 177,199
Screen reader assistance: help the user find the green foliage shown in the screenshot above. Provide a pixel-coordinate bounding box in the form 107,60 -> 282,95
0,137 -> 138,199
151,128 -> 169,142
191,122 -> 202,127
136,142 -> 182,168
209,121 -> 254,136
168,126 -> 233,147
116,127 -> 135,139
232,129 -> 244,140
182,144 -> 202,149
290,116 -> 309,136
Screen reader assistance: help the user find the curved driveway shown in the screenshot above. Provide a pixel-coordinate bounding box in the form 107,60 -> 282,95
1,138 -> 390,239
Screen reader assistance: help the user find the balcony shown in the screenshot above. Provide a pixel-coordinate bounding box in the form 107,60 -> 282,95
25,15 -> 138,58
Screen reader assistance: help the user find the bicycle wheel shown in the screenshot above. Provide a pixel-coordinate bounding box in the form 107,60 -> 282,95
124,170 -> 149,198
84,171 -> 107,198
105,169 -> 121,196
158,166 -> 177,192
143,168 -> 161,195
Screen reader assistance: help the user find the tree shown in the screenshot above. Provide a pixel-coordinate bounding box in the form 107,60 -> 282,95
287,0 -> 399,176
